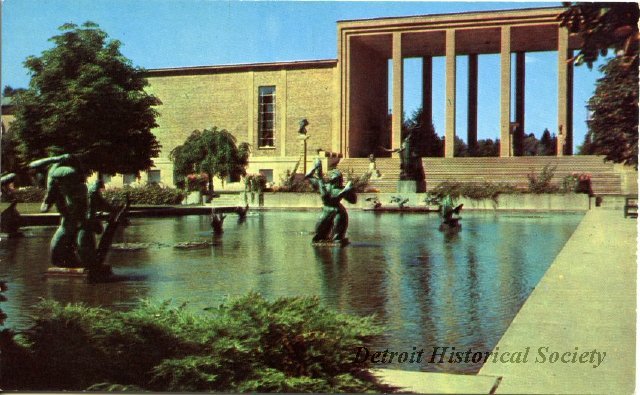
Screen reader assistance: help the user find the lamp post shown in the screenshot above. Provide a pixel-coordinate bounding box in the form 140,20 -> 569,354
298,119 -> 310,174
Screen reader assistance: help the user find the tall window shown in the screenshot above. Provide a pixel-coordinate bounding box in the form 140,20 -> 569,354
258,86 -> 276,147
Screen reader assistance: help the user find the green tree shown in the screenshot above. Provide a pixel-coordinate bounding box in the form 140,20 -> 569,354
11,22 -> 161,176
560,3 -> 638,166
559,2 -> 639,68
2,86 -> 26,97
454,136 -> 469,157
539,129 -> 557,156
476,138 -> 500,157
170,127 -> 250,192
582,56 -> 638,166
1,128 -> 24,180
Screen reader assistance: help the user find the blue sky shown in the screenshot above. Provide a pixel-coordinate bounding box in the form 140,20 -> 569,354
2,1 -> 607,150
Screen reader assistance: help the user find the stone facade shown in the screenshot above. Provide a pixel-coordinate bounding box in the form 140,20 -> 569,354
143,60 -> 338,188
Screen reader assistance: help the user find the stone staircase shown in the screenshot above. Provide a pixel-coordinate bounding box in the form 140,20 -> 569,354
337,155 -> 628,195
210,192 -> 243,207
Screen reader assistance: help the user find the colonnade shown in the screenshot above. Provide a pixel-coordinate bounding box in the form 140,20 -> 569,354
390,27 -> 574,157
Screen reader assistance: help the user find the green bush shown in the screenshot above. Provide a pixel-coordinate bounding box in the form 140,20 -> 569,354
428,180 -> 519,202
2,187 -> 46,203
1,293 -> 383,392
344,169 -> 371,193
276,170 -> 315,193
527,164 -> 560,194
103,184 -> 184,205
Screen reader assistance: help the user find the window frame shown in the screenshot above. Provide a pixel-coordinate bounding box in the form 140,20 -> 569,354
258,86 -> 276,148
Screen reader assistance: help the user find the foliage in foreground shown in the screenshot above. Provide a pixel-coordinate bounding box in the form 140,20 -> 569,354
559,2 -> 638,68
0,293 -> 383,392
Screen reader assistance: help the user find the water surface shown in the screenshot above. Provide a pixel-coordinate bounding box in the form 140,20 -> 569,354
0,210 -> 582,373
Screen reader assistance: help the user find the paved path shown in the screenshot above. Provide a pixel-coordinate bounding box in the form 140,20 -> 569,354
376,208 -> 636,394
478,208 -> 636,394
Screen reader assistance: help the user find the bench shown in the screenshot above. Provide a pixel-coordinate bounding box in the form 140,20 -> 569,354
624,196 -> 638,218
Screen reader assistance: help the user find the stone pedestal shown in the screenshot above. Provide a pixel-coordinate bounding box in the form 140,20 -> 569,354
397,180 -> 427,193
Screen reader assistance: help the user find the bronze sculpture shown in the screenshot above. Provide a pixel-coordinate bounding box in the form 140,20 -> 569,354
305,158 -> 357,244
30,154 -> 89,267
29,154 -> 125,279
381,130 -> 420,181
210,208 -> 226,235
439,195 -> 463,230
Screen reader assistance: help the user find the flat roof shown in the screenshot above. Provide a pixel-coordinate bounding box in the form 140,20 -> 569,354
338,6 -> 565,24
145,59 -> 337,77
338,6 -> 578,56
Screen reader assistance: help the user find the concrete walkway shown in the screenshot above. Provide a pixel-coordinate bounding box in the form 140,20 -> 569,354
479,207 -> 636,394
376,208 -> 636,394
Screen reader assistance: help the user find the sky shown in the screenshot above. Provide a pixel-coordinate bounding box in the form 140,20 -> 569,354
2,0 -> 608,151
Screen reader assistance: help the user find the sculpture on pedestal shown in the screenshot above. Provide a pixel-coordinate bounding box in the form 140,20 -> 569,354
29,154 -> 125,279
382,131 -> 419,180
305,158 -> 357,244
30,154 -> 89,268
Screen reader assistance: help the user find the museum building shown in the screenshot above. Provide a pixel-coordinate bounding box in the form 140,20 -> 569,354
140,6 -> 593,190
4,6 -> 634,194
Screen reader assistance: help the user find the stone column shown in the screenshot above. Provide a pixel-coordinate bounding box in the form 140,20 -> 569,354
445,29 -> 456,158
557,26 -> 573,156
468,54 -> 478,155
421,56 -> 433,131
500,26 -> 512,157
392,32 -> 403,151
515,52 -> 526,156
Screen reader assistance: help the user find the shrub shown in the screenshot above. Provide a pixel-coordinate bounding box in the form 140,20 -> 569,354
277,168 -> 369,194
186,173 -> 209,192
2,187 -> 46,203
428,180 -> 519,202
344,169 -> 371,193
103,184 -> 184,205
276,170 -> 315,193
527,164 -> 560,194
244,173 -> 267,203
562,172 -> 593,195
1,294 -> 383,392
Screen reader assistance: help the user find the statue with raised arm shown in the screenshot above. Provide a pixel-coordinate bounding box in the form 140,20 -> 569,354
29,154 -> 89,267
30,153 -> 127,280
305,158 -> 357,244
381,130 -> 419,180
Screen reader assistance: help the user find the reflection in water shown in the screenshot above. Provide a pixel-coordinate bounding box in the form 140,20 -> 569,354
0,211 -> 582,373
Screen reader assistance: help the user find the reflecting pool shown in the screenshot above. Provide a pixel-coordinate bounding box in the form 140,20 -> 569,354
0,210 -> 583,373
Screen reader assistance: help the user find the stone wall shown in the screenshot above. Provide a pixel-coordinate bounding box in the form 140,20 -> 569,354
144,62 -> 337,187
258,192 -> 591,211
